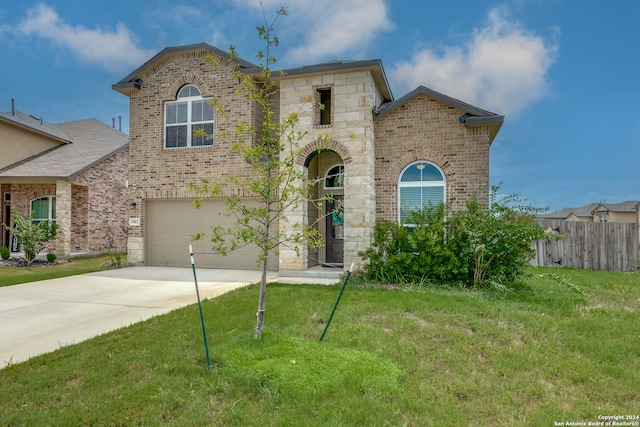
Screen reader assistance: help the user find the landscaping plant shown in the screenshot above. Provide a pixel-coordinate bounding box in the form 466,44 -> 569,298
190,4 -> 332,339
359,186 -> 548,288
1,208 -> 57,265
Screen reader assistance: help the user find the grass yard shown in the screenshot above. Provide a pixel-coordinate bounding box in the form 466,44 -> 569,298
0,254 -> 120,287
0,267 -> 638,426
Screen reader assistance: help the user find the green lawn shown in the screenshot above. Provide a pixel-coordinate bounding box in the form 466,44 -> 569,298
0,255 -> 117,287
0,267 -> 638,426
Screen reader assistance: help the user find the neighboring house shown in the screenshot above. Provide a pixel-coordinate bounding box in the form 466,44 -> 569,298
540,201 -> 640,223
112,43 -> 504,271
0,109 -> 129,257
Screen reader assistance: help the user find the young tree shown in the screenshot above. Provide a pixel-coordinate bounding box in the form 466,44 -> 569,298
1,207 -> 58,265
190,4 -> 328,339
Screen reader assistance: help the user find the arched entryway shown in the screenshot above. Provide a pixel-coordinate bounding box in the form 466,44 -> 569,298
305,150 -> 344,267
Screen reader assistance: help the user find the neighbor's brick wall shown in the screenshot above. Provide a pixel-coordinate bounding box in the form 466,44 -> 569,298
125,50 -> 257,247
374,94 -> 492,221
6,147 -> 128,255
9,184 -> 58,253
74,146 -> 129,252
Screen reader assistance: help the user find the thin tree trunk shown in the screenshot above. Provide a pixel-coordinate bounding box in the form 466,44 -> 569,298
254,202 -> 270,339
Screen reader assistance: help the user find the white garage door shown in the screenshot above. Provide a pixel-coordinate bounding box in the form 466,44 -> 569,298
145,199 -> 277,270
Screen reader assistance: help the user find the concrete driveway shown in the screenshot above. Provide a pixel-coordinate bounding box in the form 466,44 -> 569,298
0,266 -> 340,369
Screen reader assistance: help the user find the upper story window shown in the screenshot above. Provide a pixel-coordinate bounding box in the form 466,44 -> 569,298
324,164 -> 344,189
315,86 -> 332,126
398,161 -> 445,225
31,196 -> 56,224
165,84 -> 214,149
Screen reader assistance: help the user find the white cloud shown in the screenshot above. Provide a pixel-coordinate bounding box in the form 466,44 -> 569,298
390,7 -> 558,116
225,0 -> 394,64
16,3 -> 154,73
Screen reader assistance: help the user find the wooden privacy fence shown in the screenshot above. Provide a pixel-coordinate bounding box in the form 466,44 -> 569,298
531,219 -> 639,272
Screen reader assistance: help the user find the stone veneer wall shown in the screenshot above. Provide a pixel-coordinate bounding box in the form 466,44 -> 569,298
124,50 -> 256,264
281,70 -> 379,270
373,94 -> 492,221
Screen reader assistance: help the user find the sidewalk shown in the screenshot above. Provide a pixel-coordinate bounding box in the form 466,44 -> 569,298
0,266 -> 341,369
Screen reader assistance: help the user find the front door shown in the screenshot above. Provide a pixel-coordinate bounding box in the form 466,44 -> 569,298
3,205 -> 10,250
325,196 -> 344,265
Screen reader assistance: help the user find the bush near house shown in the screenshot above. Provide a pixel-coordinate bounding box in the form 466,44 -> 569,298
359,186 -> 547,288
1,208 -> 58,265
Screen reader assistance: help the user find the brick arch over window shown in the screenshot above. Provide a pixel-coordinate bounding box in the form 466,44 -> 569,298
166,75 -> 210,100
391,151 -> 455,183
297,139 -> 353,166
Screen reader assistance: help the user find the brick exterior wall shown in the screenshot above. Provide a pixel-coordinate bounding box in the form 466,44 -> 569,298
125,50 -> 256,260
374,94 -> 491,221
122,46 -> 496,270
6,147 -> 128,256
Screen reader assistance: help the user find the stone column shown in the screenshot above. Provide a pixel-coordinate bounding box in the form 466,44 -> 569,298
55,180 -> 72,257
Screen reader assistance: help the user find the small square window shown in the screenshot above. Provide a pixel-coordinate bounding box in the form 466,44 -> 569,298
3,192 -> 9,202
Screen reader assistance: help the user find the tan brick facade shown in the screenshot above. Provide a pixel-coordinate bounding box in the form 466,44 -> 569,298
116,44 -> 503,270
374,94 -> 491,219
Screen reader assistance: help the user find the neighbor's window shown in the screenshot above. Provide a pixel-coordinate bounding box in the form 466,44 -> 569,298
31,196 -> 56,224
165,84 -> 214,148
324,164 -> 344,189
598,213 -> 608,222
316,87 -> 332,126
398,161 -> 445,225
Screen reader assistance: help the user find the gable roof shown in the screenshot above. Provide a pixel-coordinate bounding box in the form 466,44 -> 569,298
591,201 -> 639,214
374,86 -> 504,142
0,118 -> 128,180
539,201 -> 640,220
0,111 -> 72,144
540,204 -> 599,219
112,43 -> 258,95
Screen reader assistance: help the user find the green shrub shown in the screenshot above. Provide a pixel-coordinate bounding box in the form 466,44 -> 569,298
359,186 -> 547,288
46,253 -> 57,264
1,208 -> 57,265
0,246 -> 9,260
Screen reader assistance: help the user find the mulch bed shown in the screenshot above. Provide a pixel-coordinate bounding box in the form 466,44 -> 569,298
0,258 -> 66,267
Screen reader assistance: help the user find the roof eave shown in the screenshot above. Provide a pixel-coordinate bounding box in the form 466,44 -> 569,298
112,43 -> 257,97
0,116 -> 72,145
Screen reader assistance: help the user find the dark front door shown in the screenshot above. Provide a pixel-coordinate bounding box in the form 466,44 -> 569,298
3,205 -> 10,250
326,196 -> 344,265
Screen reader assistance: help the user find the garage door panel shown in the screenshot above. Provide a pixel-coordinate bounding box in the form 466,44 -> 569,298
146,199 -> 277,270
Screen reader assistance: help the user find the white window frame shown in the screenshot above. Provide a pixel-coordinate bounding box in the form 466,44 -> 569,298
164,84 -> 214,149
323,164 -> 344,190
30,196 -> 56,224
397,161 -> 446,225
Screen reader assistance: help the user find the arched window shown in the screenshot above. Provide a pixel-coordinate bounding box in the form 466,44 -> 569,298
324,164 -> 344,189
164,84 -> 214,148
31,196 -> 56,224
398,161 -> 445,224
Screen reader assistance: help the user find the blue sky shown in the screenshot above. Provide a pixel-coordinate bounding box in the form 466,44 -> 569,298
1,0 -> 638,212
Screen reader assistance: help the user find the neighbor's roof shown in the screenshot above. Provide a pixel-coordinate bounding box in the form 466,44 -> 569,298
591,201 -> 639,214
539,204 -> 599,219
539,201 -> 640,219
0,117 -> 128,180
0,111 -> 72,144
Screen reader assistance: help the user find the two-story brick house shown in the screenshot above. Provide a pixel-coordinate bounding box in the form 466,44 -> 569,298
113,43 -> 503,271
